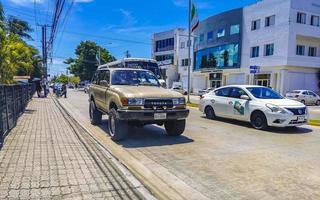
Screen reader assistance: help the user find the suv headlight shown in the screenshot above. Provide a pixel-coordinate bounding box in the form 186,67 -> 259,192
266,104 -> 288,114
128,98 -> 145,106
172,97 -> 185,105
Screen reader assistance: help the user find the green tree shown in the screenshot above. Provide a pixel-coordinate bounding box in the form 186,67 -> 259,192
56,74 -> 69,83
66,41 -> 116,80
0,2 -> 4,29
69,76 -> 80,85
7,16 -> 33,40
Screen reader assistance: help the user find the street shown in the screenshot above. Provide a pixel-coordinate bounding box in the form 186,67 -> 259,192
58,89 -> 320,200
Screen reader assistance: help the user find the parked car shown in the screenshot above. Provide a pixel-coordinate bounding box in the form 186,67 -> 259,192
199,85 -> 308,130
89,67 -> 189,141
84,84 -> 90,93
285,90 -> 320,105
171,86 -> 188,95
198,88 -> 215,96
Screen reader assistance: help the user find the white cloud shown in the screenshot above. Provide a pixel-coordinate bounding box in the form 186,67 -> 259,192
8,0 -> 44,6
118,8 -> 137,26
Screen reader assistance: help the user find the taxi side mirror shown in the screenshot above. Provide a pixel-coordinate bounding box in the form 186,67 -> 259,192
100,80 -> 109,87
240,95 -> 250,100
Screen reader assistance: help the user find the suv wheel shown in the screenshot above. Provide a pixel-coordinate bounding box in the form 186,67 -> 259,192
164,119 -> 186,136
89,100 -> 102,125
251,111 -> 268,130
205,106 -> 215,119
316,100 -> 320,106
108,108 -> 128,141
301,100 -> 306,105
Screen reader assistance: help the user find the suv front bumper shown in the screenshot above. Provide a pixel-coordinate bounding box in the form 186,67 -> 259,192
117,109 -> 189,121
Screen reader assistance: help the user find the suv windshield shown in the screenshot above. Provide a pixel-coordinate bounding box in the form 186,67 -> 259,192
246,87 -> 283,99
111,70 -> 160,86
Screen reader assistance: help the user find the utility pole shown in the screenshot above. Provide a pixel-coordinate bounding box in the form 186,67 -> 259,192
124,50 -> 131,58
39,24 -> 48,78
187,0 -> 192,103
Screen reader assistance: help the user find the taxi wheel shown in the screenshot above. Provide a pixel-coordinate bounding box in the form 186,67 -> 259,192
89,100 -> 102,125
316,100 -> 320,106
251,111 -> 268,130
205,106 -> 216,119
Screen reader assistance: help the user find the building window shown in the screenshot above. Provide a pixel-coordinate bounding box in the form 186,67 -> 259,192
297,12 -> 306,24
311,15 -> 320,26
217,28 -> 225,38
265,15 -> 275,27
181,59 -> 189,66
155,38 -> 174,52
230,24 -> 240,35
199,34 -> 204,42
308,47 -> 317,57
207,31 -> 213,41
251,19 -> 260,30
180,42 -> 185,49
251,46 -> 259,58
296,45 -> 305,56
264,44 -> 274,56
194,43 -> 239,70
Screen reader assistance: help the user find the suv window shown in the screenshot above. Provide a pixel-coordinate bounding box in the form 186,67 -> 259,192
92,71 -> 100,85
215,87 -> 230,97
229,87 -> 247,99
99,70 -> 110,85
302,91 -> 308,95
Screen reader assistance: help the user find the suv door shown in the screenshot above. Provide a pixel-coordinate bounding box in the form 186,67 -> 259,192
95,70 -> 110,112
226,87 -> 250,120
212,87 -> 231,117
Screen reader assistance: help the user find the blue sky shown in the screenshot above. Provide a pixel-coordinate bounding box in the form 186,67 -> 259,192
2,0 -> 258,76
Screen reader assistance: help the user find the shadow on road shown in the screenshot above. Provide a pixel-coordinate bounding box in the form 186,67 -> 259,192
98,119 -> 194,148
201,116 -> 313,135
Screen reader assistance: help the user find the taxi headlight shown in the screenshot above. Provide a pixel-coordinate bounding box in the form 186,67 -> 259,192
266,104 -> 288,114
128,98 -> 145,106
172,98 -> 185,105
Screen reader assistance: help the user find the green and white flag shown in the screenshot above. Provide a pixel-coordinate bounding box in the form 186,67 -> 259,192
191,1 -> 199,32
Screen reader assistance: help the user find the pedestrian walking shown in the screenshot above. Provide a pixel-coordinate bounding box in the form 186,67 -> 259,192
62,83 -> 67,98
35,81 -> 42,98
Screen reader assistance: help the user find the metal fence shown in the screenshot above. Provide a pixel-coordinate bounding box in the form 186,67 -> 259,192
0,84 -> 35,148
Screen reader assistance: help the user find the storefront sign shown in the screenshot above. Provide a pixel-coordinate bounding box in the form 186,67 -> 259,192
250,65 -> 260,74
157,59 -> 172,66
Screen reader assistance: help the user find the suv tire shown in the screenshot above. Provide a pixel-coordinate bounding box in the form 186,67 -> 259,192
90,100 -> 102,125
251,111 -> 268,130
316,100 -> 320,106
108,108 -> 128,141
205,106 -> 215,119
164,119 -> 186,136
301,100 -> 306,105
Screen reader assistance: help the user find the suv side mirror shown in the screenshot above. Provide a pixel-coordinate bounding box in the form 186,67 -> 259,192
100,80 -> 109,87
240,95 -> 250,100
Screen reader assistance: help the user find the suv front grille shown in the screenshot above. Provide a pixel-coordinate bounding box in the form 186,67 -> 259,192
144,99 -> 173,109
285,107 -> 306,115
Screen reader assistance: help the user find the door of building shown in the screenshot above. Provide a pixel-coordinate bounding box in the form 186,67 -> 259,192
209,73 -> 222,89
255,74 -> 270,87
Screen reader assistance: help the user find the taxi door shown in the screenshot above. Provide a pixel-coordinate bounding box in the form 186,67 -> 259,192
226,87 -> 250,121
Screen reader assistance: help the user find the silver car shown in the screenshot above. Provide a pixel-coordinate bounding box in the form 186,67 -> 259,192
286,90 -> 320,105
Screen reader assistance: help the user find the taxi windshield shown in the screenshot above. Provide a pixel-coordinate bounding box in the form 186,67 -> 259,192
246,87 -> 283,99
111,70 -> 160,86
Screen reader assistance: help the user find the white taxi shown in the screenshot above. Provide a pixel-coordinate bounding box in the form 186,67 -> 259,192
199,85 -> 309,130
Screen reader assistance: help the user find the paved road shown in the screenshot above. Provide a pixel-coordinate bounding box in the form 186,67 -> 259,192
0,96 -> 153,199
60,89 -> 320,200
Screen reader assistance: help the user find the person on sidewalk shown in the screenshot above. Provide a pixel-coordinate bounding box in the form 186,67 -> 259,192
35,81 -> 42,98
62,83 -> 67,98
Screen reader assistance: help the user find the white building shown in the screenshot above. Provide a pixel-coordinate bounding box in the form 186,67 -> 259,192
152,28 -> 193,89
241,0 -> 320,94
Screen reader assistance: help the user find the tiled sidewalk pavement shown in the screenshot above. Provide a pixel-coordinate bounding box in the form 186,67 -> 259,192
0,97 -> 146,199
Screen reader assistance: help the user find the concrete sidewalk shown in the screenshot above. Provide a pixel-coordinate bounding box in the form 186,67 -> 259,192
0,96 -> 150,199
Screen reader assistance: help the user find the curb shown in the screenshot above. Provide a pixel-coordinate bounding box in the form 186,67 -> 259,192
309,120 -> 320,127
187,103 -> 199,108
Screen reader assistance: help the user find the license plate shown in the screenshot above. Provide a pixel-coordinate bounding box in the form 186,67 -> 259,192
154,113 -> 167,120
297,116 -> 305,122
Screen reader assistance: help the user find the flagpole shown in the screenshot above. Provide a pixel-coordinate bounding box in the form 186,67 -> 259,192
187,0 -> 191,104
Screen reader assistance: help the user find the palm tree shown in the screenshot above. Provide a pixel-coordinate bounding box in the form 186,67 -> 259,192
0,2 -> 5,29
7,16 -> 33,40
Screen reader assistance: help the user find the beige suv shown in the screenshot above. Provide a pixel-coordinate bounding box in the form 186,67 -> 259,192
88,68 -> 189,141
